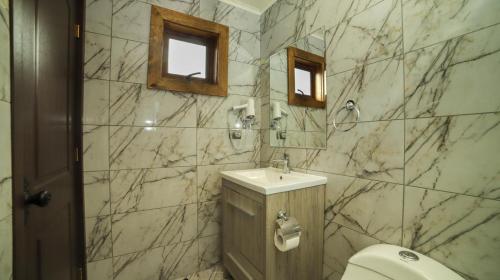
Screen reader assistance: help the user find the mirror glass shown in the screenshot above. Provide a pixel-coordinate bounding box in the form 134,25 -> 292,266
268,27 -> 327,149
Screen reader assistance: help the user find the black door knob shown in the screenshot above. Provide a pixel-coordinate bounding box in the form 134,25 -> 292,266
25,190 -> 52,207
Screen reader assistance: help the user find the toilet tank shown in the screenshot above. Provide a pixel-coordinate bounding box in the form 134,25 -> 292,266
341,244 -> 465,280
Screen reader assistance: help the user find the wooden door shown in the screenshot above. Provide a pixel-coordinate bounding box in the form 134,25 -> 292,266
11,0 -> 85,279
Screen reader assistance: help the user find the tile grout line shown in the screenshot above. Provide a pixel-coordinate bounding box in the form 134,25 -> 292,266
307,167 -> 500,201
323,22 -> 500,77
400,0 -> 406,248
107,2 -> 115,275
195,82 -> 201,272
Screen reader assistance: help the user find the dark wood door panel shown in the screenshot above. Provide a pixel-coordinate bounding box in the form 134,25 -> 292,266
12,0 -> 85,279
35,0 -> 72,178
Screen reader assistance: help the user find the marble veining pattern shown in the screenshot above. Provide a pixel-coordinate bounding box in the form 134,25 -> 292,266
112,204 -> 197,256
84,79 -> 110,125
112,240 -> 199,280
320,172 -> 403,244
197,162 -> 257,202
304,0 -> 385,33
198,235 -> 221,270
110,82 -> 197,127
213,1 -> 260,34
83,125 -> 110,171
308,121 -> 404,184
109,126 -> 197,170
327,56 -> 404,124
110,38 -> 148,84
228,60 -> 261,97
405,113 -> 500,200
403,187 -> 500,280
84,171 -> 111,217
229,28 -> 261,65
197,128 -> 260,165
404,25 -> 500,118
110,167 -> 196,213
198,200 -> 221,237
403,0 -> 500,51
112,0 -> 151,43
143,0 -> 200,15
324,0 -> 402,74
86,216 -> 113,262
86,0 -> 112,35
0,0 -> 10,103
85,32 -> 111,80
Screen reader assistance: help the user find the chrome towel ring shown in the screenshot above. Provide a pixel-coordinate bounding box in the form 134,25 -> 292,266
333,100 -> 360,132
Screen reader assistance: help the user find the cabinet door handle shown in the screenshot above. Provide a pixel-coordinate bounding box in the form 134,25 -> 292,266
227,201 -> 255,217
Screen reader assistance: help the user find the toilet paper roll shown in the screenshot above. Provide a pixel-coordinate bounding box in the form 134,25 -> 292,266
274,230 -> 300,252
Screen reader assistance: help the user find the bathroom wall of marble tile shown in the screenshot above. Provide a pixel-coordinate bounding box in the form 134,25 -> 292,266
260,0 -> 500,279
0,0 -> 12,279
83,0 -> 261,279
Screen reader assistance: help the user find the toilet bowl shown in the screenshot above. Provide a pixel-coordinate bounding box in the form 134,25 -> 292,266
341,244 -> 464,280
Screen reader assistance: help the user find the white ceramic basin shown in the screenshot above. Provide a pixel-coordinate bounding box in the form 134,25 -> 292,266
220,167 -> 327,195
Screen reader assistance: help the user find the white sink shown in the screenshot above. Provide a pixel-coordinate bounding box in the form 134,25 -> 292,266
220,167 -> 327,195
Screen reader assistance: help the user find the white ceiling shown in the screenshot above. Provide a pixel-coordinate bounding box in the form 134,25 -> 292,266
220,0 -> 278,14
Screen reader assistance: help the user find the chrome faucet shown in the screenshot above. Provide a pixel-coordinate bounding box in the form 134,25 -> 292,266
271,153 -> 290,174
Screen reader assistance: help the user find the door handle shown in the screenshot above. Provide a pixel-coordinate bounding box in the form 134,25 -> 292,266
25,190 -> 52,207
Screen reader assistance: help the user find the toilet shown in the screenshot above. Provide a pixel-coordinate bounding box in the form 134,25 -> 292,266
341,244 -> 465,280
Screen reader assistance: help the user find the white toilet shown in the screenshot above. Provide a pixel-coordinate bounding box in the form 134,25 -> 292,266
341,244 -> 465,280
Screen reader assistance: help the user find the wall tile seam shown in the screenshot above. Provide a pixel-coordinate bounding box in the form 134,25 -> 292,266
83,201 -> 221,220
306,167 -> 500,202
324,54 -> 404,77
329,111 -> 500,125
103,34 -> 263,66
97,24 -> 261,46
324,221 -> 389,245
86,201 -> 201,213
399,0 -> 406,247
304,168 -> 402,188
84,162 -> 259,172
402,21 -> 500,55
402,184 -> 500,202
260,0 -> 388,40
83,86 -> 264,101
82,124 -> 263,130
84,163 -> 262,173
87,237 -> 203,262
321,20 -> 500,77
82,123 -> 264,129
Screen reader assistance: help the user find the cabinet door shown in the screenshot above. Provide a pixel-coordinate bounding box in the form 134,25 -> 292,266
288,186 -> 325,280
223,187 -> 265,280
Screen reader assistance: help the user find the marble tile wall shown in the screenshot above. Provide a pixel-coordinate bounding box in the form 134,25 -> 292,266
260,0 -> 500,279
0,0 -> 12,279
83,0 -> 260,279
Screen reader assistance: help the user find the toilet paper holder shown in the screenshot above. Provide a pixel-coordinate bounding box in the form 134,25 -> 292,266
277,210 -> 288,221
276,210 -> 302,235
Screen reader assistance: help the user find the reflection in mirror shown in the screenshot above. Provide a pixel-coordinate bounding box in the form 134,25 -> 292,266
268,28 -> 327,149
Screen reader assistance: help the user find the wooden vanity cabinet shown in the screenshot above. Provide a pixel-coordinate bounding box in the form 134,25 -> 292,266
222,179 -> 325,280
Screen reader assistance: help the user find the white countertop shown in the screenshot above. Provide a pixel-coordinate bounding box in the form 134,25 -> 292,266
221,167 -> 327,195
